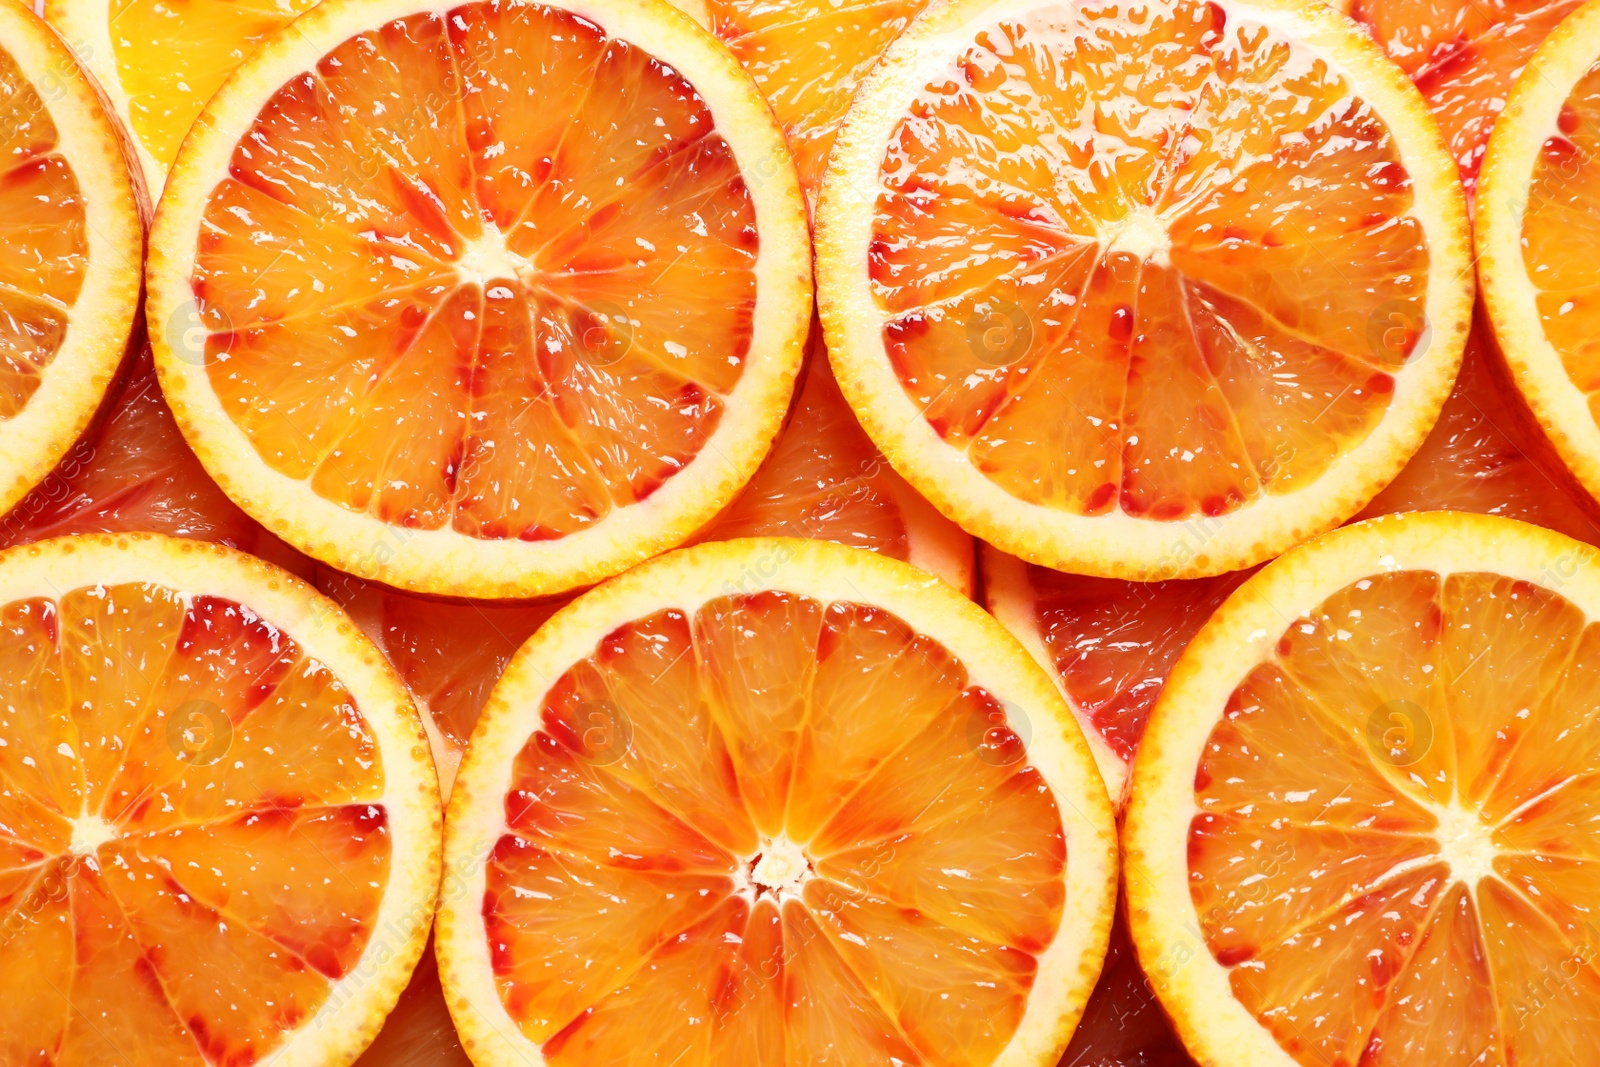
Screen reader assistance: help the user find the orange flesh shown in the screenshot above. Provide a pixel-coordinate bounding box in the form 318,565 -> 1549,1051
1189,568 -> 1600,1065
484,593 -> 1065,1065
0,40 -> 87,420
109,0 -> 320,176
193,1 -> 758,539
701,0 -> 931,199
1350,0 -> 1579,206
0,349 -> 314,576
870,0 -> 1425,521
1523,56 -> 1600,422
1062,902 -> 1198,1067
0,581 -> 389,1065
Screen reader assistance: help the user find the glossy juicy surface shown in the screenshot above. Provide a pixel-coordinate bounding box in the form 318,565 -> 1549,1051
486,593 -> 1065,1065
0,582 -> 389,1064
871,0 -> 1426,521
194,2 -> 757,538
1190,569 -> 1600,1065
0,39 -> 86,419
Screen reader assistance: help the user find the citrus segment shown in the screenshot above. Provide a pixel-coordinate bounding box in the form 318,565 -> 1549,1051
0,2 -> 142,523
700,346 -> 975,593
148,0 -> 811,598
438,538 -> 1117,1067
817,0 -> 1472,578
1481,0 -> 1600,506
0,534 -> 440,1066
1126,511 -> 1600,1067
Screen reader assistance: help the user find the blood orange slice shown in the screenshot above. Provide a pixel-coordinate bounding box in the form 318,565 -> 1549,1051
0,2 -> 143,524
1480,0 -> 1600,512
1126,510 -> 1600,1066
1,347 -> 314,576
45,0 -> 319,198
816,0 -> 1473,580
0,533 -> 440,1066
146,0 -> 811,599
436,538 -> 1117,1067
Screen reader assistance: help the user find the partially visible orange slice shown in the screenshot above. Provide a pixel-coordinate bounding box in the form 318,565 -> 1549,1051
147,0 -> 811,598
690,0 -> 934,198
1345,0 -> 1581,207
437,537 -> 1117,1067
1480,0 -> 1600,510
816,0 -> 1473,579
701,343 -> 974,593
45,0 -> 320,198
0,533 -> 440,1065
0,2 -> 143,523
1,346 -> 314,576
1126,510 -> 1600,1066
983,547 -> 1252,804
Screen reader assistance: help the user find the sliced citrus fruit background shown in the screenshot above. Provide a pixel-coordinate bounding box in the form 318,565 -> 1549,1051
1480,0 -> 1600,512
0,533 -> 441,1066
816,0 -> 1474,580
437,537 -> 1117,1067
1061,901 -> 1199,1067
0,1 -> 144,524
45,0 -> 320,199
0,347 -> 314,575
1342,0 -> 1582,207
147,0 -> 812,599
1126,510 -> 1600,1066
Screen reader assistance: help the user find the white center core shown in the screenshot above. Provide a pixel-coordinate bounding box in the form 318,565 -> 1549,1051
1432,800 -> 1499,887
748,836 -> 811,898
1105,205 -> 1171,263
69,814 -> 117,856
454,227 -> 533,288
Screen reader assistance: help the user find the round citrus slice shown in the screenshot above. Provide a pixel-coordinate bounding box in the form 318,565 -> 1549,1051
1125,510 -> 1600,1066
0,532 -> 441,1066
1479,0 -> 1600,512
815,0 -> 1474,580
701,343 -> 975,592
146,0 -> 812,599
1343,0 -> 1581,207
0,2 -> 143,525
1,346 -> 315,576
982,546 -> 1252,804
45,0 -> 320,200
436,537 -> 1117,1067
